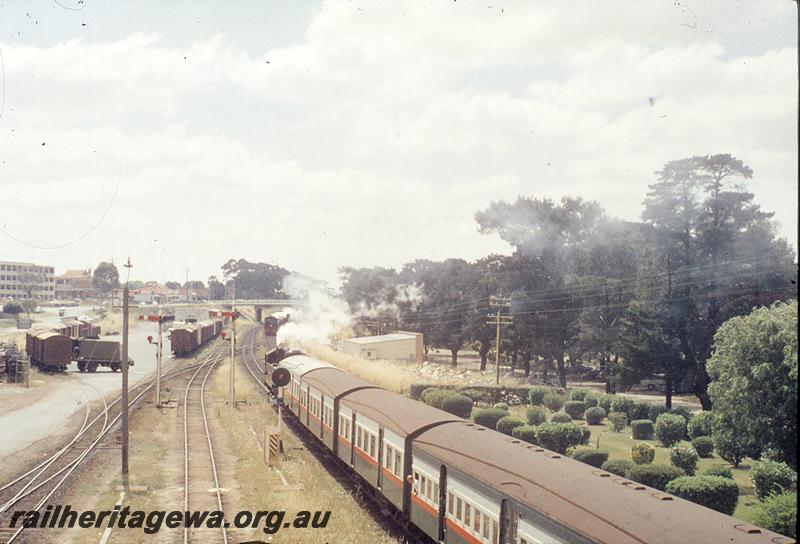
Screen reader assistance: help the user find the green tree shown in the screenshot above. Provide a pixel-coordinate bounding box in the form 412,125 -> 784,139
707,300 -> 798,467
164,281 -> 181,289
3,302 -> 24,316
92,262 -> 119,308
207,276 -> 225,300
221,259 -> 290,299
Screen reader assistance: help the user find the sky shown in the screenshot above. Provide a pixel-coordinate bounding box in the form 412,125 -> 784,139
0,0 -> 797,286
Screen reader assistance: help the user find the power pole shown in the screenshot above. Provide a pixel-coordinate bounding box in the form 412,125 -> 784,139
143,312 -> 174,407
121,258 -> 132,493
487,296 -> 513,385
230,306 -> 236,406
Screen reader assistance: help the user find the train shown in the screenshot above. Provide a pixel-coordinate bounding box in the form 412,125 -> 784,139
170,318 -> 223,356
263,312 -> 290,337
268,349 -> 792,544
26,329 -> 73,371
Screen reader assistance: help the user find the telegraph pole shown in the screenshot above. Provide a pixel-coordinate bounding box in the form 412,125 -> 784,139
121,258 -> 132,492
143,312 -> 174,407
229,306 -> 236,406
488,296 -> 513,384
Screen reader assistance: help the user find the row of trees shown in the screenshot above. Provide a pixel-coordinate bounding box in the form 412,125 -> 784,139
339,154 -> 797,410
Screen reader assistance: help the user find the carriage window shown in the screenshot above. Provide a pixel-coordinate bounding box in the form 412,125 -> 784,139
482,514 -> 489,539
447,493 -> 454,515
420,476 -> 427,498
456,498 -> 462,521
369,434 -> 376,458
433,482 -> 439,501
384,445 -> 392,467
519,538 -> 528,544
464,503 -> 471,526
473,508 -> 481,533
492,520 -> 498,544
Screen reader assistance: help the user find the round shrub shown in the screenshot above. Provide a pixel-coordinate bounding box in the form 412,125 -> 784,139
607,412 -> 627,432
626,464 -> 685,491
564,401 -> 586,420
602,458 -> 635,477
655,413 -> 686,447
532,422 -> 584,454
472,407 -> 508,430
543,391 -> 565,412
750,491 -> 796,539
528,385 -> 550,406
580,426 -> 591,445
441,394 -> 474,418
687,410 -> 714,439
670,444 -> 699,475
713,429 -> 750,467
750,460 -> 797,500
571,447 -> 609,468
493,402 -> 509,411
511,425 -> 538,444
423,388 -> 456,408
611,396 -> 635,421
648,404 -> 669,423
550,412 -> 573,424
526,405 -> 548,426
629,403 -> 650,422
703,465 -> 733,479
583,393 -> 599,408
668,407 -> 693,425
569,388 -> 589,401
631,419 -> 654,440
631,443 -> 655,464
459,389 -> 485,403
585,406 -> 606,425
597,394 -> 614,414
691,436 -> 714,458
496,416 -> 526,436
665,476 -> 739,515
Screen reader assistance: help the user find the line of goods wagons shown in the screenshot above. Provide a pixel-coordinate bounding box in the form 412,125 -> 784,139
170,319 -> 223,356
24,320 -> 111,372
273,353 -> 793,544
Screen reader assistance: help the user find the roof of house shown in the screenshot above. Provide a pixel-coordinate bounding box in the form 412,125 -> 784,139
57,269 -> 91,279
344,333 -> 417,345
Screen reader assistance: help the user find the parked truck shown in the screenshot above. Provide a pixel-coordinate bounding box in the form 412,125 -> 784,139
73,338 -> 133,372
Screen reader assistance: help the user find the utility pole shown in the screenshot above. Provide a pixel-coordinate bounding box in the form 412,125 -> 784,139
229,306 -> 236,406
144,312 -> 174,407
121,258 -> 132,492
487,296 -> 513,385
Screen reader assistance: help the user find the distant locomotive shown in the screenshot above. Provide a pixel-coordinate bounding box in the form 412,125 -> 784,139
263,313 -> 290,337
170,319 -> 223,356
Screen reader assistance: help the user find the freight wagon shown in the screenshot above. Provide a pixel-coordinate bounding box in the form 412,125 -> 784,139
170,318 -> 223,357
73,338 -> 129,372
26,330 -> 72,371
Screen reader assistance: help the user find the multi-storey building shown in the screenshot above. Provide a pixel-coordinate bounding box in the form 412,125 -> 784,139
55,269 -> 95,300
0,261 -> 56,301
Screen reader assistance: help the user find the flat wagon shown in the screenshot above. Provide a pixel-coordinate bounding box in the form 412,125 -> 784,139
74,338 -> 129,372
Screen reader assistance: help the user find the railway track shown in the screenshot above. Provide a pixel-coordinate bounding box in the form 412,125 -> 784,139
0,345 -> 225,544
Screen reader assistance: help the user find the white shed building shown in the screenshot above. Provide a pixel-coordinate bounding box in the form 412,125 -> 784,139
340,331 -> 423,364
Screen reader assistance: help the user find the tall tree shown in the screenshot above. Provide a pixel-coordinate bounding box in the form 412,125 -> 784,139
92,262 -> 119,308
221,259 -> 290,299
207,276 -> 225,300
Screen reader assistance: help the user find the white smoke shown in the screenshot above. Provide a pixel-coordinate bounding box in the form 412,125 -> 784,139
352,283 -> 426,319
276,274 -> 353,346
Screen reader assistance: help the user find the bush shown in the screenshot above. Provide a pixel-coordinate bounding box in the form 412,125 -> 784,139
631,419 -> 654,440
543,391 -> 565,412
648,404 -> 669,423
691,436 -> 714,458
532,423 -> 584,454
564,401 -> 586,420
629,403 -> 650,422
750,460 -> 797,500
528,386 -> 550,406
655,413 -> 686,447
602,458 -> 635,477
583,393 -> 599,408
713,428 -> 749,467
441,394 -> 474,418
422,388 -> 457,408
668,407 -> 693,425
626,464 -> 685,491
631,443 -> 655,464
585,406 -> 606,425
511,425 -> 538,444
750,491 -> 796,539
666,476 -> 739,515
571,447 -> 609,468
687,410 -> 714,439
472,408 -> 508,430
597,394 -> 614,414
496,416 -> 526,436
580,426 -> 591,445
493,402 -> 509,411
611,396 -> 635,421
568,388 -> 589,401
460,389 -> 486,403
703,465 -> 733,479
2,302 -> 23,315
670,444 -> 699,475
607,412 -> 627,432
526,406 -> 548,426
550,412 -> 572,424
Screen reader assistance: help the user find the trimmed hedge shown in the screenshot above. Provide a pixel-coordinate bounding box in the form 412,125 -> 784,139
564,401 -> 586,420
585,406 -> 606,425
647,404 -> 669,423
655,413 -> 686,447
608,412 -> 627,432
703,465 -> 733,479
668,407 -> 693,425
583,393 -> 599,408
571,447 -> 609,468
493,402 -> 509,411
529,385 -> 550,406
496,416 -> 526,436
631,443 -> 655,465
750,460 -> 797,500
750,491 -> 796,539
568,389 -> 589,401
422,388 -> 457,409
511,425 -> 538,444
597,394 -> 614,414
532,422 -> 584,454
629,402 -> 650,422
459,389 -> 485,403
472,408 -> 509,430
602,458 -> 635,477
550,412 -> 573,424
611,396 -> 635,421
626,464 -> 685,491
441,394 -> 474,418
410,383 -> 533,405
670,444 -> 699,475
543,391 -> 566,412
631,419 -> 654,440
665,476 -> 739,515
687,410 -> 713,439
526,405 -> 548,426
691,436 -> 714,458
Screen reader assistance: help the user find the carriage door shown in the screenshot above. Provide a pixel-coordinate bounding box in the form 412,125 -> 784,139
437,465 -> 447,543
500,499 -> 519,544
